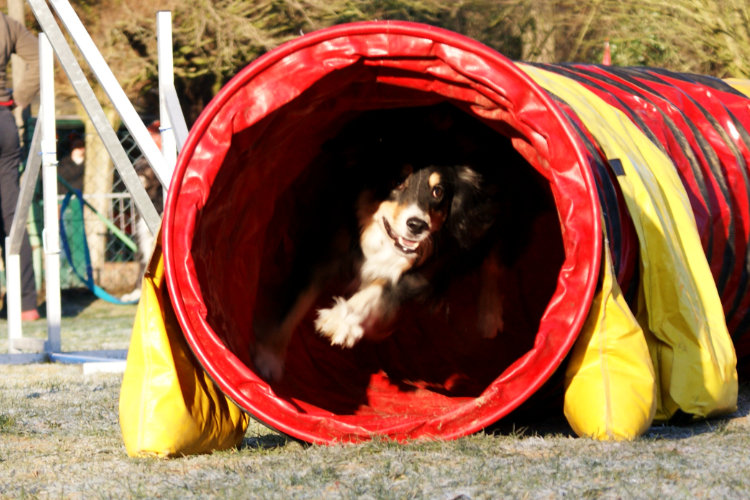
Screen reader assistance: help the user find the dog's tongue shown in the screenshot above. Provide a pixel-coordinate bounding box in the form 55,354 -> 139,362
398,237 -> 419,251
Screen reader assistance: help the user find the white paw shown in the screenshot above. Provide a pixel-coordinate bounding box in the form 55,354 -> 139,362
253,344 -> 285,382
314,297 -> 365,347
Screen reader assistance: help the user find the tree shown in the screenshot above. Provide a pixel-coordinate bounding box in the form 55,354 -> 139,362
9,0 -> 750,126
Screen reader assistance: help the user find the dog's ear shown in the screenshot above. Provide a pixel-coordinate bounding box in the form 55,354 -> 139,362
449,165 -> 497,247
451,165 -> 482,214
456,165 -> 481,191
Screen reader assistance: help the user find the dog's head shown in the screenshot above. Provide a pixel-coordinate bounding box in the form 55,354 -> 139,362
363,164 -> 482,265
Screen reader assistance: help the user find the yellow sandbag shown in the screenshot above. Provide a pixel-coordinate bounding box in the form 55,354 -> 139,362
119,232 -> 249,457
521,64 -> 737,425
564,231 -> 656,440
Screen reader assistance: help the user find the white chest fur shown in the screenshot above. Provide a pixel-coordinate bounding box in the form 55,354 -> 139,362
360,218 -> 416,284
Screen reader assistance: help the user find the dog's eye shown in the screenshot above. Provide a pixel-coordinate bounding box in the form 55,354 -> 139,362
431,185 -> 444,201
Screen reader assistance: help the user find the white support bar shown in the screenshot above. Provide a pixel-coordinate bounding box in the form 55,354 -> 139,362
2,5 -> 187,365
0,353 -> 47,364
39,33 -> 61,353
5,113 -> 42,349
82,361 -> 127,375
164,90 -> 189,152
5,238 -> 21,347
49,349 -> 127,363
27,0 -> 161,236
157,11 -> 184,168
48,0 -> 172,189
7,116 -> 42,254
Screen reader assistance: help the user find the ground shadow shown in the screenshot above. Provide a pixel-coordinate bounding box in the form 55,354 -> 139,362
240,433 -> 300,451
34,288 -> 100,318
646,381 -> 750,440
485,379 -> 750,441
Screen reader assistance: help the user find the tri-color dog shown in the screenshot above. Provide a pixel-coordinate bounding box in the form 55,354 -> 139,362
253,162 -> 504,382
315,163 -> 497,346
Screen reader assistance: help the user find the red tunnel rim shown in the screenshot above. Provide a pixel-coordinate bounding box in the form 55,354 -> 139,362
163,20 -> 602,443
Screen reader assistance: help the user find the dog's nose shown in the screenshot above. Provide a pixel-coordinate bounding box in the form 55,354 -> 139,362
406,217 -> 429,235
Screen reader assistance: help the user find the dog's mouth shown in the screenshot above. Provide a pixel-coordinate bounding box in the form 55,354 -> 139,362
383,218 -> 421,254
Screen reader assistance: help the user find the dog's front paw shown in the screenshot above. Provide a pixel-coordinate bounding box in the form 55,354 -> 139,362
253,344 -> 285,382
315,297 -> 365,347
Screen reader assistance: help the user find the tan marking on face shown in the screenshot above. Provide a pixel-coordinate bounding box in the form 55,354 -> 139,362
377,200 -> 399,223
428,171 -> 442,189
391,200 -> 410,223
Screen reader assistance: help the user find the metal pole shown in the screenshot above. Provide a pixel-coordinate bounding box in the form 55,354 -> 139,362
48,0 -> 171,189
157,11 -> 181,173
5,117 -> 42,347
39,33 -> 61,353
8,118 -> 42,255
163,90 -> 188,153
5,238 -> 21,347
26,0 -> 161,236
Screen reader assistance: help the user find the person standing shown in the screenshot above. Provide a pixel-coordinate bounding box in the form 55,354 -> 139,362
57,137 -> 85,193
0,11 -> 39,320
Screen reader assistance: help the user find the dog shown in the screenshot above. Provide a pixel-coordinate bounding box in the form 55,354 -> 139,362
253,162 -> 505,382
314,163 -> 502,346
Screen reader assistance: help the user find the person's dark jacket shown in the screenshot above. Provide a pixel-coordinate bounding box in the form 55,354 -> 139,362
0,12 -> 39,108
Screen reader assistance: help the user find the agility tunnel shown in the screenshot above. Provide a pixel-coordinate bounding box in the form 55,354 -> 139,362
120,21 -> 750,454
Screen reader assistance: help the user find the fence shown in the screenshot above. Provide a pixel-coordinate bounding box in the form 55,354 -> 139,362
1,124 -> 148,298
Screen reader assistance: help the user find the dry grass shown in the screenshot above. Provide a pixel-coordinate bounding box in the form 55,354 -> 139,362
0,292 -> 749,499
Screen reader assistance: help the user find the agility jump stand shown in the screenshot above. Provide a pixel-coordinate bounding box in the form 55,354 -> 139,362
2,0 -> 187,367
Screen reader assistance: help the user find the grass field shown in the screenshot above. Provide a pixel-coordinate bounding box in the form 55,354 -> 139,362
0,291 -> 748,499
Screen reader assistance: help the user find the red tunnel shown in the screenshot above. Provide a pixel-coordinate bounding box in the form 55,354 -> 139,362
162,21 -> 749,444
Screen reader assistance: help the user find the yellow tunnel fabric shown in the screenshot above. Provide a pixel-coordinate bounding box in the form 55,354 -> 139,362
563,228 -> 656,440
520,63 -> 738,433
724,78 -> 750,98
119,231 -> 249,457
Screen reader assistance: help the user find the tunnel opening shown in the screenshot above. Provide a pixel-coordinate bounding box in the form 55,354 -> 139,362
164,21 -> 601,443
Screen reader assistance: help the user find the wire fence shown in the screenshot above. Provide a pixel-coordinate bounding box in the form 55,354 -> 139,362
29,122 -> 147,296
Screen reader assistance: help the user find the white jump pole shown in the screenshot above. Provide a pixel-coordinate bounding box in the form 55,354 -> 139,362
5,242 -> 21,348
5,93 -> 42,351
157,10 -> 183,172
5,32 -> 61,354
39,32 -> 61,353
1,3 -> 187,364
28,0 -> 162,237
49,0 -> 172,194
